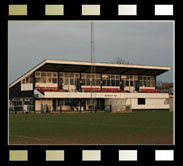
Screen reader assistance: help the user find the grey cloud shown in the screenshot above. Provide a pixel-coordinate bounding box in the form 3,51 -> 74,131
8,21 -> 174,83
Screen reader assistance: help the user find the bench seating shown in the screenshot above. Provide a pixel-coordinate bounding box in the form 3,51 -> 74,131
140,88 -> 160,93
37,86 -> 65,92
82,87 -> 128,93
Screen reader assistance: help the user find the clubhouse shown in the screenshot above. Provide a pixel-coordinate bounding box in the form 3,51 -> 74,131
9,59 -> 171,113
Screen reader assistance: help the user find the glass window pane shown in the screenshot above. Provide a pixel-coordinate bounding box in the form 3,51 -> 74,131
96,79 -> 100,85
36,72 -> 40,76
41,72 -> 46,77
116,75 -> 120,79
65,78 -> 69,85
116,80 -> 120,86
82,79 -> 85,85
53,72 -> 57,77
48,78 -> 52,83
107,80 -> 110,86
75,73 -> 79,78
130,80 -> 133,86
26,77 -> 29,83
22,79 -> 25,84
70,73 -> 74,77
59,72 -> 63,77
96,75 -> 100,79
47,72 -> 51,77
111,80 -> 115,86
111,75 -> 115,79
151,80 -> 155,87
86,79 -> 90,85
70,79 -> 74,85
53,78 -> 57,83
30,75 -> 33,83
65,73 -> 69,77
41,78 -> 46,83
36,78 -> 40,83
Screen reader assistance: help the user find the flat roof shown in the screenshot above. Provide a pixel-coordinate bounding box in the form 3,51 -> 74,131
9,59 -> 171,88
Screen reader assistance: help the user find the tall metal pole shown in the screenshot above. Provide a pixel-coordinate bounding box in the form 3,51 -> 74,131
93,22 -> 96,111
90,21 -> 97,112
90,21 -> 93,106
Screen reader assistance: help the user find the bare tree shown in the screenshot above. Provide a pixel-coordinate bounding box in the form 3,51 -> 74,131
112,57 -> 132,64
156,80 -> 164,90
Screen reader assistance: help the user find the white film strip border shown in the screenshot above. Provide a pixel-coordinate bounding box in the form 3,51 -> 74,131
8,4 -> 174,16
9,149 -> 175,161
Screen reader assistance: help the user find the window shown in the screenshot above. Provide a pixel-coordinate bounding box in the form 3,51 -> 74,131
116,80 -> 120,86
126,80 -> 129,86
53,73 -> 57,77
41,78 -> 46,83
59,72 -> 63,77
70,79 -> 74,85
30,75 -> 33,83
22,79 -> 25,84
139,76 -> 155,87
81,73 -> 100,86
36,72 -> 40,77
59,72 -> 80,86
101,74 -> 120,86
41,72 -> 46,77
138,98 -> 146,105
35,71 -> 58,84
130,80 -> 133,86
121,75 -> 138,87
52,78 -> 57,83
35,78 -> 40,82
65,78 -> 69,85
21,74 -> 33,84
47,72 -> 51,77
48,78 -> 52,83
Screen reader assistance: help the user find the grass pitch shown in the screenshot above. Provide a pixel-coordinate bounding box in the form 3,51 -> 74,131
9,111 -> 173,144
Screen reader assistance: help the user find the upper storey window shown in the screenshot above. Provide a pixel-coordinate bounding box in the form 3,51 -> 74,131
139,76 -> 155,87
121,75 -> 138,87
102,74 -> 120,86
21,74 -> 33,84
35,71 -> 58,83
81,73 -> 100,86
59,72 -> 80,86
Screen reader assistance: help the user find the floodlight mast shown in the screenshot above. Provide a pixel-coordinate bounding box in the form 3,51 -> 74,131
90,21 -> 96,111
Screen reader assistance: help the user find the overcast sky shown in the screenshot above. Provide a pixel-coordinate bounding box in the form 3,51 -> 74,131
8,21 -> 174,84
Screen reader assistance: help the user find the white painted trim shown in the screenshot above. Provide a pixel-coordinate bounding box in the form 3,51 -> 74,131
36,92 -> 169,99
139,87 -> 155,89
102,86 -> 120,89
21,83 -> 33,91
46,59 -> 171,70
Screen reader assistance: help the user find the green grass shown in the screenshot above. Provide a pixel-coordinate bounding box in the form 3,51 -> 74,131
9,111 -> 173,144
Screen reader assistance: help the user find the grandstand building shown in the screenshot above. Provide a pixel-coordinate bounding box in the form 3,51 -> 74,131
9,59 -> 171,113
